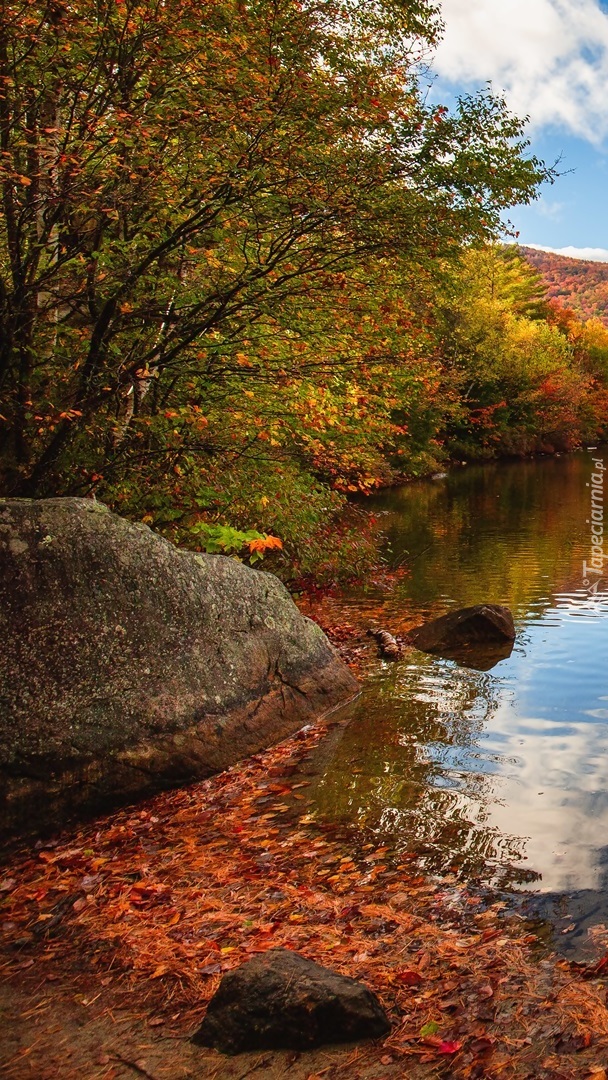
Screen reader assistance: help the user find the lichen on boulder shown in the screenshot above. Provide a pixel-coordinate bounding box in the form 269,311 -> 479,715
0,498 -> 358,839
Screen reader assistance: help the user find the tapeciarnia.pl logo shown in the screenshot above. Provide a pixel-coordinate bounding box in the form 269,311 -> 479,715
583,456 -> 606,597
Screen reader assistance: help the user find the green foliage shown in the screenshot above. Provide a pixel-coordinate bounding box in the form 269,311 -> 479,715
0,0 -> 550,496
186,524 -> 278,564
1,0 -> 587,583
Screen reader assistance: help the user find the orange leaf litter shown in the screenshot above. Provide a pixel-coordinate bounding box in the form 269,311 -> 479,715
2,718 -> 608,1078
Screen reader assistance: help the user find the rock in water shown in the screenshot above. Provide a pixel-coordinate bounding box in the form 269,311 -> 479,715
0,499 -> 358,838
192,949 -> 391,1053
407,604 -> 515,655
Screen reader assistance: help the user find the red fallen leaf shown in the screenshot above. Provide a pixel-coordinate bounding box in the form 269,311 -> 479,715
339,905 -> 360,919
422,1035 -> 462,1056
439,1041 -> 462,1055
396,969 -> 423,986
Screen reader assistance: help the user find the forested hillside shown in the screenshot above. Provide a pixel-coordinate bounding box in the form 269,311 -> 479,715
2,0 -> 608,583
520,246 -> 608,324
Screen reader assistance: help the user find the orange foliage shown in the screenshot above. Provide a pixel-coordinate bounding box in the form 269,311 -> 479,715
248,534 -> 283,553
522,247 -> 608,326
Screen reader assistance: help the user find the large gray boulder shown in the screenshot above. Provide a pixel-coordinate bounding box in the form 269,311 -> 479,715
0,499 -> 358,838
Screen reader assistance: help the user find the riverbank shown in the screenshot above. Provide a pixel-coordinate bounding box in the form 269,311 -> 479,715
3,710 -> 608,1080
4,452 -> 608,1078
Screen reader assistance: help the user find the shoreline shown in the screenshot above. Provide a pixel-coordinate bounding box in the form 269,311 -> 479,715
3,714 -> 608,1079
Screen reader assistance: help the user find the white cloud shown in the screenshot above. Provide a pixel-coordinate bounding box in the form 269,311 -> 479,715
482,713 -> 608,891
525,242 -> 608,261
535,198 -> 566,221
433,0 -> 608,143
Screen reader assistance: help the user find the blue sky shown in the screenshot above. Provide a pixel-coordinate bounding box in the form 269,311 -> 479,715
431,0 -> 608,260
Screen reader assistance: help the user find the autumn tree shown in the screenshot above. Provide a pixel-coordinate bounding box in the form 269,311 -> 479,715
0,0 -> 551,506
437,246 -> 608,456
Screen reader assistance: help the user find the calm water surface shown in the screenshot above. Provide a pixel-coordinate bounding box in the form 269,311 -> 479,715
302,450 -> 608,899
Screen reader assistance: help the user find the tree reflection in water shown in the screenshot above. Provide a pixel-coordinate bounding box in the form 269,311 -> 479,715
296,452 -> 608,894
297,657 -> 538,888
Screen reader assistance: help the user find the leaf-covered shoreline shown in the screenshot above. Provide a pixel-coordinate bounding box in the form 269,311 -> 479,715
3,708 -> 608,1079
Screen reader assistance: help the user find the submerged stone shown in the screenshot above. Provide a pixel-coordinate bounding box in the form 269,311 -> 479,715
407,604 -> 516,659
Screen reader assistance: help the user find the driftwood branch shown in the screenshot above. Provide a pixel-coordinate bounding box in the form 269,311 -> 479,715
366,628 -> 403,660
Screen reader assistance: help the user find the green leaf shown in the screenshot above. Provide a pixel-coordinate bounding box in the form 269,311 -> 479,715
421,1022 -> 440,1037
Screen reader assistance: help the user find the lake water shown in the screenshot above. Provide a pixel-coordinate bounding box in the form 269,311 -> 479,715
300,450 -> 608,909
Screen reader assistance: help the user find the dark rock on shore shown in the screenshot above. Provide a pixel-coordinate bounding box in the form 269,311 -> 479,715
192,949 -> 391,1054
0,499 -> 358,839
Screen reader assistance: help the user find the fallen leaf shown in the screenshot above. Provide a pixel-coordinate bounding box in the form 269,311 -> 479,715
439,1041 -> 462,1055
396,969 -> 423,986
80,874 -> 102,892
420,1021 -> 439,1037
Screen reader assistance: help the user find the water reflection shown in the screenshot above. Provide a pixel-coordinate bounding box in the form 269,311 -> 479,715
302,451 -> 608,894
413,640 -> 515,671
